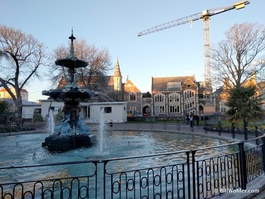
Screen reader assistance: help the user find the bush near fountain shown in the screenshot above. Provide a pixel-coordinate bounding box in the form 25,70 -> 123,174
0,125 -> 35,133
203,118 -> 265,137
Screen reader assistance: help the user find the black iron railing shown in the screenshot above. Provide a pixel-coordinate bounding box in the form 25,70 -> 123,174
0,128 -> 264,198
0,161 -> 97,198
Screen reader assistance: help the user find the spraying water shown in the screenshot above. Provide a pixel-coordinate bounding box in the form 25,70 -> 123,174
47,110 -> 55,135
98,108 -> 106,154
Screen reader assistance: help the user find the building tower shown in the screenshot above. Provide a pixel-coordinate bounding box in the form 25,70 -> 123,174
113,58 -> 122,91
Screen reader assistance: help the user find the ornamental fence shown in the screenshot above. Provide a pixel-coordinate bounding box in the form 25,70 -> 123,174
0,123 -> 264,199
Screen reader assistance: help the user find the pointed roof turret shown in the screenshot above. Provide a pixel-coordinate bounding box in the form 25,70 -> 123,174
114,58 -> 122,77
250,69 -> 257,82
223,77 -> 232,90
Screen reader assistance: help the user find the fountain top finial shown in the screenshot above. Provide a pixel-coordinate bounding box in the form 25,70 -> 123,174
69,29 -> 76,59
69,28 -> 76,41
54,30 -> 88,68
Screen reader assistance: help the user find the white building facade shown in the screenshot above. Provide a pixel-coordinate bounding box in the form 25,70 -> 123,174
89,102 -> 127,123
40,100 -> 127,123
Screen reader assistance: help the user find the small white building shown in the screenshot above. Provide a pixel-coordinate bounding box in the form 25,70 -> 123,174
22,101 -> 41,119
89,102 -> 127,123
40,99 -> 64,120
40,100 -> 127,123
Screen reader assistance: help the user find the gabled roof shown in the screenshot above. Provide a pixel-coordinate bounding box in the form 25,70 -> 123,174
152,76 -> 196,91
124,79 -> 141,92
182,78 -> 198,90
213,78 -> 232,95
257,82 -> 265,90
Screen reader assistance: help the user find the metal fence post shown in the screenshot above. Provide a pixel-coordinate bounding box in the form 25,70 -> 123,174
95,160 -> 107,199
255,126 -> 259,146
232,122 -> 235,139
186,151 -> 191,199
238,142 -> 247,190
244,121 -> 248,140
262,137 -> 265,173
95,161 -> 99,199
185,149 -> 199,199
191,150 -> 197,199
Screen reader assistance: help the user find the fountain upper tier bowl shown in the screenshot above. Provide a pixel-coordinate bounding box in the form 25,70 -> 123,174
42,87 -> 95,103
55,58 -> 88,69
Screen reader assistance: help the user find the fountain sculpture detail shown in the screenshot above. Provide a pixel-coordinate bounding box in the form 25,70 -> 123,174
42,31 -> 96,152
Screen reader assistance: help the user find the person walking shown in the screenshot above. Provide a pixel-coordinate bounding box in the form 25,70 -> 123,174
189,114 -> 194,131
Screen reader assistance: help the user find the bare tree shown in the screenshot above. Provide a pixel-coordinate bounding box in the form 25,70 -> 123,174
51,39 -> 112,91
0,25 -> 48,118
211,23 -> 265,89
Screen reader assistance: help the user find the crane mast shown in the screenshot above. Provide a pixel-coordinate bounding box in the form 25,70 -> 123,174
202,11 -> 211,89
138,1 -> 249,92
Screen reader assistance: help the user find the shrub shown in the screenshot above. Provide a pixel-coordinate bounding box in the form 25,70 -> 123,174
32,113 -> 44,122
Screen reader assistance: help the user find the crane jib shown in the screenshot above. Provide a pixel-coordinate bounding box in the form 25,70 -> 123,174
138,1 -> 250,36
137,1 -> 250,90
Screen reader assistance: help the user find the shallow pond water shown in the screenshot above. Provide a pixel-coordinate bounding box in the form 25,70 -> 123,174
0,130 -> 230,167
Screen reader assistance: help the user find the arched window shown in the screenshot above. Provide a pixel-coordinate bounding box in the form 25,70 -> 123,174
168,93 -> 180,114
183,89 -> 196,111
154,94 -> 165,114
129,93 -> 136,101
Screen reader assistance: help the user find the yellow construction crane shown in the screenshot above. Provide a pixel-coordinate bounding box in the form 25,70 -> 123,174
138,1 -> 249,91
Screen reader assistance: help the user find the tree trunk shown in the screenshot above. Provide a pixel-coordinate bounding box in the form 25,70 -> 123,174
15,97 -> 23,119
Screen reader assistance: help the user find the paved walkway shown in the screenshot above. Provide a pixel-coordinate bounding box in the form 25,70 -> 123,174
95,122 -> 259,145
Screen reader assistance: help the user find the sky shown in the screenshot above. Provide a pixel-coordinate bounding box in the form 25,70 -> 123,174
0,0 -> 264,102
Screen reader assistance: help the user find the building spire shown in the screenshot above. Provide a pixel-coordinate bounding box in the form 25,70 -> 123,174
113,58 -> 122,91
250,69 -> 257,83
114,58 -> 122,77
69,29 -> 76,59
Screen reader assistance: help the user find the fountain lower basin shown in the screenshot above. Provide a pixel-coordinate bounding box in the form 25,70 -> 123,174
42,134 -> 96,153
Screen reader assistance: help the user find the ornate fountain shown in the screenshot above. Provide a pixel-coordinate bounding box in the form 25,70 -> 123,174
42,31 -> 96,152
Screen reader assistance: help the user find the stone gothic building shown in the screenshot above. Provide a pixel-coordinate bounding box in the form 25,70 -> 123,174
101,61 -> 216,117
150,76 -> 215,117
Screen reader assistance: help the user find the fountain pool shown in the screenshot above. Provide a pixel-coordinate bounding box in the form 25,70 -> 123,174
0,130 -> 232,168
0,130 -> 238,198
